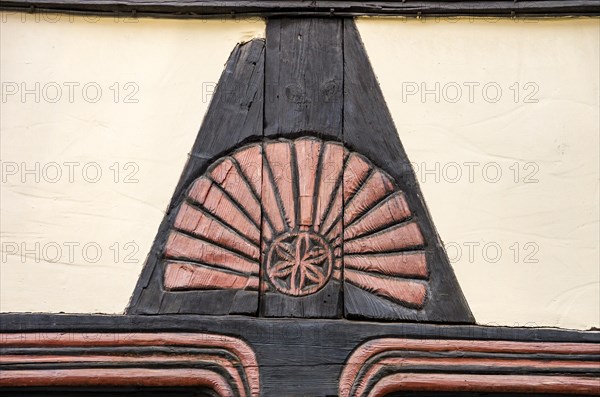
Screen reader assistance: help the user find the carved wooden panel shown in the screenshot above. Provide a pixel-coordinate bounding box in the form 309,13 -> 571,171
260,136 -> 432,312
157,136 -> 433,318
127,18 -> 474,322
122,16 -> 475,321
260,138 -> 342,298
1,9 -> 598,397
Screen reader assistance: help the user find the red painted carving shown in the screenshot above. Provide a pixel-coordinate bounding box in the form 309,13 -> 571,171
314,142 -> 345,230
343,191 -> 411,240
264,140 -> 295,232
165,231 -> 259,276
188,176 -> 260,242
339,338 -> 600,397
164,261 -> 260,290
0,332 -> 260,397
174,202 -> 260,260
266,231 -> 333,296
344,252 -> 427,278
295,138 -> 322,226
344,221 -> 424,254
344,270 -> 427,307
163,136 -> 430,309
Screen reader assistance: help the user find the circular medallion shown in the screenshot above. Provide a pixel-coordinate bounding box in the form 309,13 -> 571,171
266,231 -> 333,296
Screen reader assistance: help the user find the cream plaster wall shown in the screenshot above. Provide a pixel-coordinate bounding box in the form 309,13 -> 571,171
1,13 -> 598,330
0,12 -> 265,313
356,17 -> 599,330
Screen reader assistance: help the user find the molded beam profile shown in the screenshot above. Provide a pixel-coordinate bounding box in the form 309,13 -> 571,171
1,1 -> 599,18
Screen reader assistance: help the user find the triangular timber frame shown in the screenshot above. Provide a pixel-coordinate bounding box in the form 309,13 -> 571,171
127,18 -> 473,323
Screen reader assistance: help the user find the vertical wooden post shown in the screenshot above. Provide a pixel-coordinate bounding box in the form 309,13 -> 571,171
261,18 -> 345,317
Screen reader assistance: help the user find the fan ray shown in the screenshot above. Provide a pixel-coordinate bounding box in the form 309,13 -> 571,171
316,151 -> 348,233
187,176 -> 260,243
344,221 -> 424,254
345,269 -> 427,308
313,142 -> 345,230
320,154 -> 371,237
210,157 -> 262,227
344,191 -> 411,241
231,144 -> 276,240
174,201 -> 260,260
344,251 -> 427,278
343,170 -> 395,226
262,155 -> 289,235
164,231 -> 260,276
164,261 -> 260,291
295,137 -> 323,228
264,140 -> 296,231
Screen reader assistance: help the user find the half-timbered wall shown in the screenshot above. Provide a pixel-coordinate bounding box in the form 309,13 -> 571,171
1,12 -> 598,330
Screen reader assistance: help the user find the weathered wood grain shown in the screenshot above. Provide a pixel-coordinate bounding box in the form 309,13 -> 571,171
261,18 -> 344,318
344,191 -> 410,240
127,38 -> 265,315
264,18 -> 343,138
173,202 -> 260,260
1,1 -> 599,18
131,17 -> 474,322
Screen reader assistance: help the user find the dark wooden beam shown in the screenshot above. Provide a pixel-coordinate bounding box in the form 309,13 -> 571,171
3,314 -> 597,343
1,1 -> 599,19
1,314 -> 598,396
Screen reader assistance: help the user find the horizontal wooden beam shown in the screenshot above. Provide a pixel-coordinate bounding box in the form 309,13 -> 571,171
1,1 -> 599,18
2,313 -> 598,342
1,328 -> 598,397
1,314 -> 598,396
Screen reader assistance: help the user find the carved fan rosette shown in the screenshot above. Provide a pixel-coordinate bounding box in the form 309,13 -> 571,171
162,136 -> 429,310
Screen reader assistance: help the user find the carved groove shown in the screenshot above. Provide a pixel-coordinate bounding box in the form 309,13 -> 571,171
340,338 -> 600,397
0,333 -> 260,397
